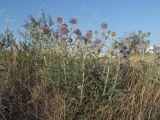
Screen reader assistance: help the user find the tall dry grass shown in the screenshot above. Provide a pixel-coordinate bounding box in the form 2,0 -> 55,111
0,12 -> 160,120
0,40 -> 159,120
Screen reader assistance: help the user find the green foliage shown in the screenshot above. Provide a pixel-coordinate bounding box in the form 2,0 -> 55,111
0,11 -> 159,120
0,27 -> 16,49
126,31 -> 151,54
23,10 -> 53,42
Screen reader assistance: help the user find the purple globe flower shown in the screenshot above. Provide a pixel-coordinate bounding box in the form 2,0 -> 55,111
107,30 -> 111,34
85,30 -> 93,39
39,25 -> 50,35
101,22 -> 108,29
69,18 -> 77,24
56,16 -> 63,24
62,23 -> 68,27
83,36 -> 87,41
73,28 -> 82,36
58,24 -> 68,35
116,45 -> 130,58
94,30 -> 98,34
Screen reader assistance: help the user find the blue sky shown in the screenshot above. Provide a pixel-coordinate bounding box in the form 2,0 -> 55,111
0,0 -> 160,44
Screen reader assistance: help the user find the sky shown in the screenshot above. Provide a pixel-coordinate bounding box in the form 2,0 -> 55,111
0,0 -> 160,44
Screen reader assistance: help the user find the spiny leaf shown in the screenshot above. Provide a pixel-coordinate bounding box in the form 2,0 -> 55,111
47,15 -> 53,27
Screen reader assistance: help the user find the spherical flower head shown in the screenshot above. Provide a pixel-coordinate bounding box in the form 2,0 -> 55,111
107,30 -> 111,34
62,23 -> 68,27
39,26 -> 50,35
85,30 -> 93,39
73,28 -> 82,36
117,46 -> 130,58
59,24 -> 68,35
69,18 -> 77,24
101,22 -> 108,29
56,16 -> 63,24
111,31 -> 116,37
94,30 -> 98,34
83,36 -> 87,41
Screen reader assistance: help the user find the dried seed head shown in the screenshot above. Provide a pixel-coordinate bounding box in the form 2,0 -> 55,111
111,31 -> 116,37
59,24 -> 68,35
69,18 -> 77,24
85,30 -> 93,39
73,28 -> 82,36
56,16 -> 63,24
101,22 -> 108,29
94,30 -> 98,34
107,30 -> 111,34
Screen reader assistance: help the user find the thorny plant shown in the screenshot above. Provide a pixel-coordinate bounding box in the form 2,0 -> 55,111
0,10 -> 159,120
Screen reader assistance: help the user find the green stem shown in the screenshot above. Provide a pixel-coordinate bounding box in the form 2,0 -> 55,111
103,53 -> 112,95
109,56 -> 121,100
80,42 -> 85,103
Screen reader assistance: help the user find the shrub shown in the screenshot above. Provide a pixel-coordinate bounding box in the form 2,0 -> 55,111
0,11 -> 159,120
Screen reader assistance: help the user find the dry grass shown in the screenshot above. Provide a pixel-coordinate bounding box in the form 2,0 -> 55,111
130,54 -> 154,63
0,48 -> 160,120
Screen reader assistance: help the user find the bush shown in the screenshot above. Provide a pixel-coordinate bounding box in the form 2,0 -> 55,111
0,11 -> 159,120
